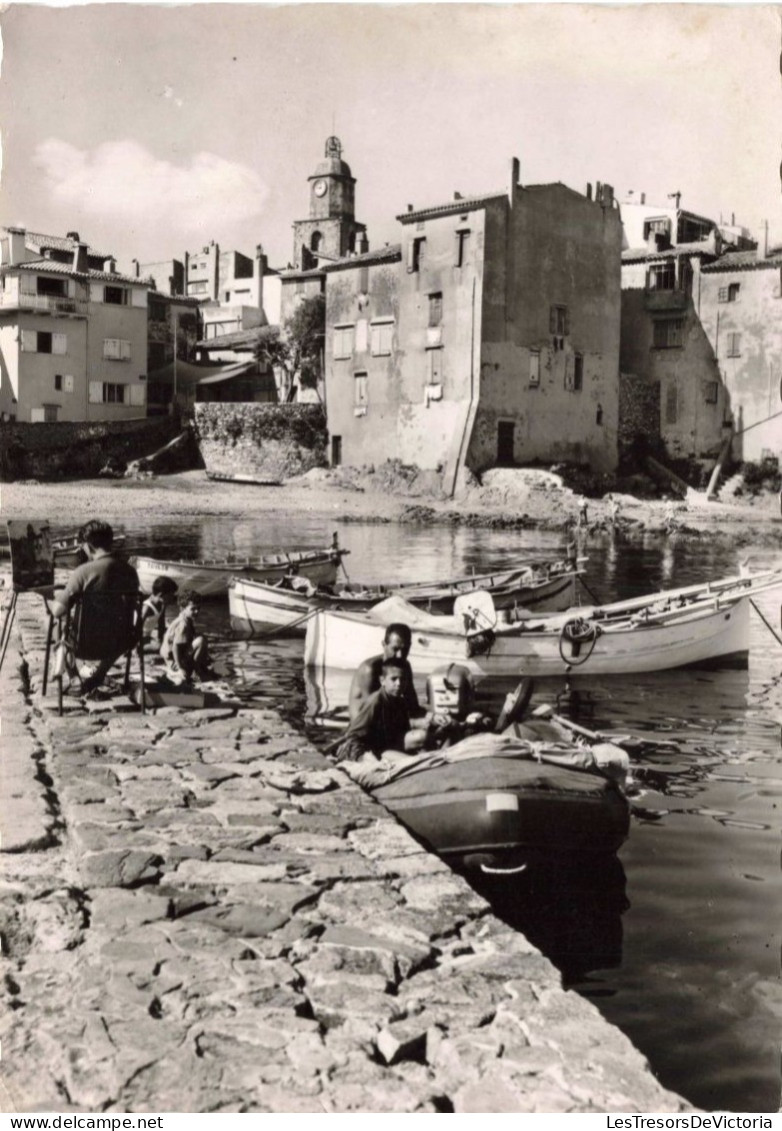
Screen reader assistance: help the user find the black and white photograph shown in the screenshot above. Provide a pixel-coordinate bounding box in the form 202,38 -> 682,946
1,1 -> 781,1117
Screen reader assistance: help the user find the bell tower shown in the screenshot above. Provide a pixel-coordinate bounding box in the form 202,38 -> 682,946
293,137 -> 367,270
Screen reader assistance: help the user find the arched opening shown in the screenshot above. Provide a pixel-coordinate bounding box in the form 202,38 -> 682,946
310,231 -> 322,253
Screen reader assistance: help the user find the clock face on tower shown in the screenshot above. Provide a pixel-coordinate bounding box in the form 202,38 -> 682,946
313,179 -> 328,198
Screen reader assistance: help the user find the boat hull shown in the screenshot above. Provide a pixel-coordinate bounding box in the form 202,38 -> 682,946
133,550 -> 344,599
229,569 -> 579,635
372,755 -> 630,864
304,594 -> 752,677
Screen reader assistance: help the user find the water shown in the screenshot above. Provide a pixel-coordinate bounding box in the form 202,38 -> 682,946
77,513 -> 782,1113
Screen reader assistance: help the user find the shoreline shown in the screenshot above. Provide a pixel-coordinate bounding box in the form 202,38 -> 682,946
3,470 -> 782,551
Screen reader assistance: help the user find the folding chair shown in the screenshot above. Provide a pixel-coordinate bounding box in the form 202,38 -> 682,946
42,591 -> 146,715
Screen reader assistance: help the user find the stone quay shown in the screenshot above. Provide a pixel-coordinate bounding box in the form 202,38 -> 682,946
0,589 -> 694,1114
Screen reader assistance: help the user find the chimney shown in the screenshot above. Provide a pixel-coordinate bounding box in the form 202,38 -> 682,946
255,244 -> 267,309
132,258 -> 140,277
358,232 -> 369,254
5,226 -> 27,266
454,192 -> 462,201
103,257 -> 116,274
586,183 -> 593,200
407,204 -> 413,213
73,241 -> 89,273
640,193 -> 646,205
508,156 -> 520,203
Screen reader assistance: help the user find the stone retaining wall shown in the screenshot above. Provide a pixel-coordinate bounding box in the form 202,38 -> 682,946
0,590 -> 693,1113
193,403 -> 328,482
0,417 -> 180,481
618,374 -> 661,468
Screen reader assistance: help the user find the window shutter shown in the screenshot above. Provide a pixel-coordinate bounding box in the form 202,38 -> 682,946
89,381 -> 103,404
549,307 -> 557,334
64,375 -> 74,394
20,330 -> 37,352
89,283 -> 104,303
406,240 -> 416,273
129,383 -> 146,407
52,333 -> 67,356
131,288 -> 147,308
121,340 -> 131,360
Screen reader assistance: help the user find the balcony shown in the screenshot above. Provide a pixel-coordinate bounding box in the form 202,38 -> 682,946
644,288 -> 689,313
0,293 -> 88,316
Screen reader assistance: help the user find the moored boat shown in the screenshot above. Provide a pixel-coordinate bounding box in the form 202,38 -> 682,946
304,569 -> 782,678
132,541 -> 349,599
229,557 -> 581,635
338,723 -> 631,870
53,532 -> 128,567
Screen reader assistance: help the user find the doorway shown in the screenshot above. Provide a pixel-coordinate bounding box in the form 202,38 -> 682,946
331,435 -> 342,467
497,421 -> 515,465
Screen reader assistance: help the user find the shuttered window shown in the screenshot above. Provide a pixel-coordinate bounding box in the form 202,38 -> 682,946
103,338 -> 131,361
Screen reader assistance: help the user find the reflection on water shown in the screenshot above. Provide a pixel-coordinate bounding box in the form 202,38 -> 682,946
468,856 -> 630,983
64,513 -> 782,1113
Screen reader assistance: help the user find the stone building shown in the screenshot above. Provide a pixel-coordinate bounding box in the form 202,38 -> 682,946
184,241 -> 278,341
282,141 -> 623,492
618,195 -> 780,468
0,227 -> 150,423
699,249 -> 782,463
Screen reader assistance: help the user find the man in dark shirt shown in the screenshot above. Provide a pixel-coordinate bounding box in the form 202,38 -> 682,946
336,657 -> 420,763
49,519 -> 139,692
348,622 -> 421,721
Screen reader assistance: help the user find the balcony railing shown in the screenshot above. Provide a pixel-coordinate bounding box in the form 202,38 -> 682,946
0,293 -> 88,316
644,288 -> 689,312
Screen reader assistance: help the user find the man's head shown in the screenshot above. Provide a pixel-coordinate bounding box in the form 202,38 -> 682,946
382,622 -> 412,661
78,520 -> 114,554
379,657 -> 406,697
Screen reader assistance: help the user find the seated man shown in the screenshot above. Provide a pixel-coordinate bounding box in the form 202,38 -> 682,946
160,589 -> 213,683
337,657 -> 435,764
349,622 -> 421,721
49,519 -> 140,694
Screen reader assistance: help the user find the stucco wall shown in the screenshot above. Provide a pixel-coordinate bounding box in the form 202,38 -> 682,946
618,372 -> 661,465
470,186 -> 622,473
4,314 -> 89,423
86,293 -> 149,422
620,278 -> 726,460
194,403 -> 327,481
324,261 -> 403,467
0,416 -> 178,480
698,264 -> 782,462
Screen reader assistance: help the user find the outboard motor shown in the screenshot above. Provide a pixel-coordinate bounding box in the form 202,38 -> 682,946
426,663 -> 476,722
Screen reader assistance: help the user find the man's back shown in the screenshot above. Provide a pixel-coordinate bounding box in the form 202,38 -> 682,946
60,554 -> 140,660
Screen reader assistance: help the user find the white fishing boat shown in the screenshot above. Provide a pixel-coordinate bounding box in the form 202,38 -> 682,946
131,541 -> 349,599
229,557 -> 581,635
304,569 -> 782,678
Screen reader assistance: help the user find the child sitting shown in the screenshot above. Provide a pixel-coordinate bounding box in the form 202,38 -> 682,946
141,575 -> 178,647
160,589 -> 214,683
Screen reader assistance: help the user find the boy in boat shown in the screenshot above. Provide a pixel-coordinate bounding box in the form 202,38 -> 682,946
349,622 -> 422,721
48,519 -> 140,694
336,657 -> 437,763
160,588 -> 214,683
141,575 -> 178,647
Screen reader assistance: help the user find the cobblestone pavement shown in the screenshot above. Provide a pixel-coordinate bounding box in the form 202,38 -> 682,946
0,590 -> 694,1113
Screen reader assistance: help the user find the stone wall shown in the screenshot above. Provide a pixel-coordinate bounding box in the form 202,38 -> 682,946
194,403 -> 328,481
0,417 -> 180,481
0,590 -> 695,1114
618,374 -> 661,468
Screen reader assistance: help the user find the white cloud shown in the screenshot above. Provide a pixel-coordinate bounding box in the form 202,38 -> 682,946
33,139 -> 268,230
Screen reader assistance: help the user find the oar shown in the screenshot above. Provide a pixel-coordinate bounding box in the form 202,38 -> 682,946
749,598 -> 782,649
535,706 -> 680,754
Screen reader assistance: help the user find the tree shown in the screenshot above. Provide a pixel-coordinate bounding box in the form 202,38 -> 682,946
255,293 -> 325,402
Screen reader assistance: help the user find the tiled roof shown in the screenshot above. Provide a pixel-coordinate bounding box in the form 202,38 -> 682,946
622,242 -> 714,263
323,245 -> 402,272
14,258 -> 150,285
24,230 -> 111,260
701,250 -> 782,273
397,192 -> 506,223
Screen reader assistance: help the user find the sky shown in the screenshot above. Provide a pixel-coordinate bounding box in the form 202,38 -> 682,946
1,3 -> 781,275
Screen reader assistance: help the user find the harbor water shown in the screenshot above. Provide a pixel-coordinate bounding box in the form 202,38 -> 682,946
80,513 -> 782,1113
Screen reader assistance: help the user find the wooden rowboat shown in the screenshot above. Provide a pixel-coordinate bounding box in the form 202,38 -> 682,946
229,559 -> 581,635
304,570 -> 782,678
131,542 -> 349,599
52,532 -> 128,567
